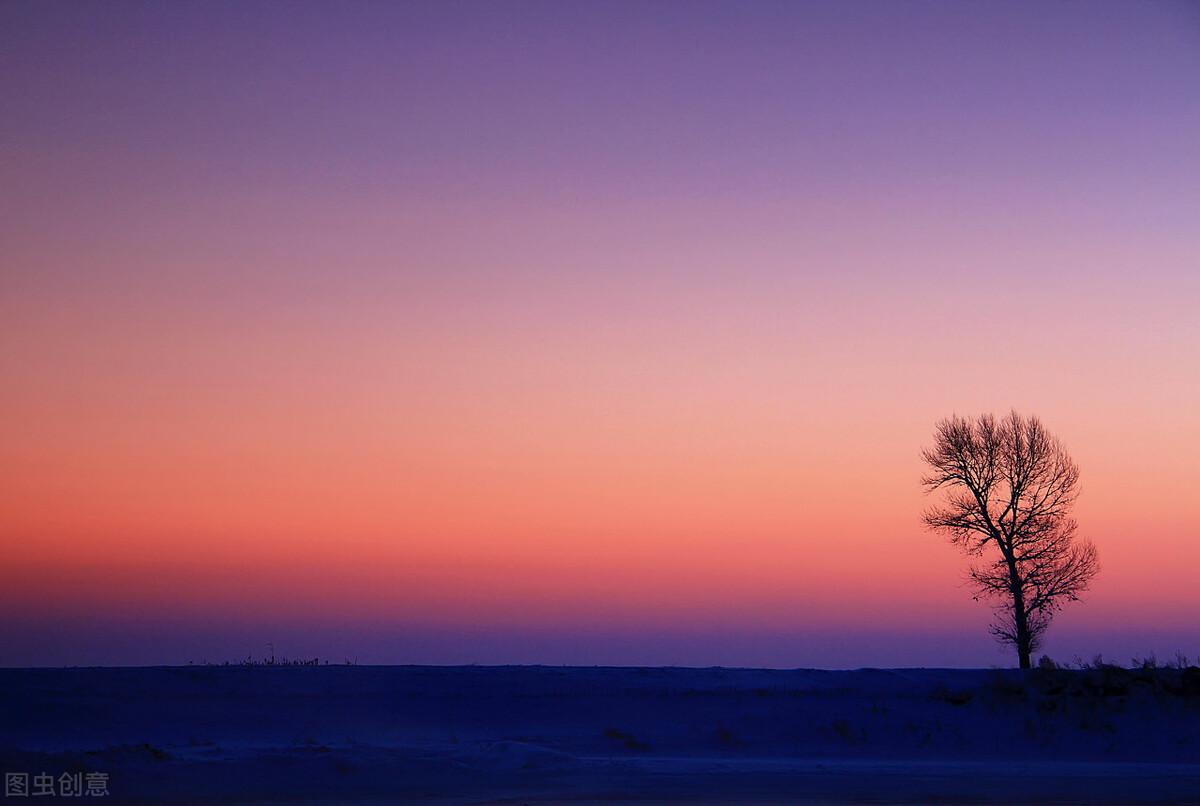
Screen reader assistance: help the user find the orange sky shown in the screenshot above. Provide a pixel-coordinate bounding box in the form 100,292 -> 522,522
2,1 -> 1198,665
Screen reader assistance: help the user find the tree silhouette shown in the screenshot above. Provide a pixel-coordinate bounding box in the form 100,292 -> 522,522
921,411 -> 1099,669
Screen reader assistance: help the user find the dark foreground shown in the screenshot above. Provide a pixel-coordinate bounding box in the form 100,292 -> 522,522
2,665 -> 1199,803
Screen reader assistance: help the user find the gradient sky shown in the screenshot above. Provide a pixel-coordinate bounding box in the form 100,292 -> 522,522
2,1 -> 1198,667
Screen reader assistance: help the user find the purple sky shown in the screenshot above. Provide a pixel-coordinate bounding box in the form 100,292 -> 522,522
3,1 -> 1199,667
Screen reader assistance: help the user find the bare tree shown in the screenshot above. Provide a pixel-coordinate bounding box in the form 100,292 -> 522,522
921,411 -> 1099,669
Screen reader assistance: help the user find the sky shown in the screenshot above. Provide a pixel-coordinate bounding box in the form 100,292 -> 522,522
2,0 -> 1198,667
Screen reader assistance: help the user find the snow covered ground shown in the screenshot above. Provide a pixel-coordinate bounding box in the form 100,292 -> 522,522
2,665 -> 1198,802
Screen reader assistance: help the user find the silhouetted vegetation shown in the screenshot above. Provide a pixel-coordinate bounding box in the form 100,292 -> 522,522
603,727 -> 650,751
978,654 -> 1200,704
922,411 -> 1100,668
187,654 -> 350,667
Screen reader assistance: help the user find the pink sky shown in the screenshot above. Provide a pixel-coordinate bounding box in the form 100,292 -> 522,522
2,1 -> 1198,666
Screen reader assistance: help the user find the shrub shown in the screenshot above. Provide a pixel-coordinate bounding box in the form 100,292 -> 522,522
1130,654 -> 1158,670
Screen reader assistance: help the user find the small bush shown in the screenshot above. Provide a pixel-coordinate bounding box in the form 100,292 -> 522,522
602,727 -> 649,751
1182,667 -> 1200,696
1130,654 -> 1158,670
714,725 -> 741,747
931,684 -> 974,706
830,718 -> 857,742
987,672 -> 1027,699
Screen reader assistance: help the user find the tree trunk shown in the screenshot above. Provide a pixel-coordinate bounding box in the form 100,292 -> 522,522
1016,638 -> 1032,670
1007,555 -> 1032,669
1013,603 -> 1032,668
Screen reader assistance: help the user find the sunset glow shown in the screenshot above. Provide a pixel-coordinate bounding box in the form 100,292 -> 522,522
2,1 -> 1198,666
